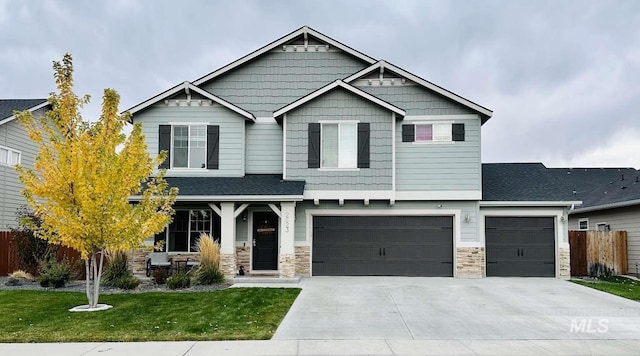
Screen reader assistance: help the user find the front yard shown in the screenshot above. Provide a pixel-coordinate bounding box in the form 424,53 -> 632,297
571,276 -> 640,301
0,288 -> 300,342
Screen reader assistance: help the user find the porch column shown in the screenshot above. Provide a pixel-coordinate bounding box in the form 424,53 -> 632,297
219,202 -> 237,278
278,202 -> 296,278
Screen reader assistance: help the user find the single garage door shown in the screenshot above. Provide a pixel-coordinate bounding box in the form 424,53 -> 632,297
485,217 -> 556,277
312,216 -> 453,276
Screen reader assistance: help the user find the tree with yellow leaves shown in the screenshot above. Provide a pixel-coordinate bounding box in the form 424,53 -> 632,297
16,54 -> 178,310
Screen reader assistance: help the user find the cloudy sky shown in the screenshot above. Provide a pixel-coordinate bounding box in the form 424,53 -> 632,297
1,0 -> 638,168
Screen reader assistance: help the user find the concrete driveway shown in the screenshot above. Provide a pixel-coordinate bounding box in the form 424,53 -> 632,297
273,277 -> 640,340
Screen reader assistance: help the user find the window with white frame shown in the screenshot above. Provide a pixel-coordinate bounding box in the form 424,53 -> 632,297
415,123 -> 452,142
321,122 -> 357,168
578,219 -> 589,230
172,125 -> 206,168
596,223 -> 610,232
0,146 -> 21,166
155,209 -> 215,252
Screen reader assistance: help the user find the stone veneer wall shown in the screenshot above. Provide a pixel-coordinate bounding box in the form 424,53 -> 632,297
236,246 -> 250,274
219,253 -> 237,279
456,247 -> 485,278
278,253 -> 295,278
559,247 -> 570,278
295,246 -> 310,277
127,250 -> 202,275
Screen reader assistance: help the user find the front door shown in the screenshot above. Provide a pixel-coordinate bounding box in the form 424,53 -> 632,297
252,211 -> 278,270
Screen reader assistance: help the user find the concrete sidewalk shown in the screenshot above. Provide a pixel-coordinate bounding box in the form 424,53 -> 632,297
2,339 -> 640,355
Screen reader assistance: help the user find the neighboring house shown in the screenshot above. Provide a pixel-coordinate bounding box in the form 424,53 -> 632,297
126,26 -> 576,279
0,99 -> 50,231
549,167 -> 640,274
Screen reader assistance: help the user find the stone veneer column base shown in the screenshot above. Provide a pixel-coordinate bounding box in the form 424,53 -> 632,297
295,246 -> 310,277
278,253 -> 295,278
456,247 -> 485,278
128,248 -> 148,275
236,246 -> 250,273
559,247 -> 570,278
219,253 -> 237,280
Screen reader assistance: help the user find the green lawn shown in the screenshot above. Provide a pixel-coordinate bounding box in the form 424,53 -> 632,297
0,288 -> 300,342
571,276 -> 640,301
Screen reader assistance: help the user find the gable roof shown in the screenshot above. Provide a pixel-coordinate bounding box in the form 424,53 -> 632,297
0,99 -> 49,125
273,79 -> 406,119
125,81 -> 256,121
344,61 -> 493,123
192,26 -> 376,86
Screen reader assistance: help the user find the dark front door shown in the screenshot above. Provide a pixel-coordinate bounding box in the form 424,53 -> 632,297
485,217 -> 556,277
312,216 -> 453,276
253,211 -> 278,270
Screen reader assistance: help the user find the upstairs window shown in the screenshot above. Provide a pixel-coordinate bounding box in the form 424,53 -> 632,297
321,123 -> 357,168
308,122 -> 370,169
0,146 -> 21,166
403,122 -> 465,143
158,125 -> 219,170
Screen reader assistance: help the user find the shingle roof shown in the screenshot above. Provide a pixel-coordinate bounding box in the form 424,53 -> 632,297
164,175 -> 305,197
0,99 -> 48,121
482,163 -> 575,201
548,167 -> 640,211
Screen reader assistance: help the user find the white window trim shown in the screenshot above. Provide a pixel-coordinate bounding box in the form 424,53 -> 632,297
170,124 -> 207,169
0,145 -> 21,166
578,218 -> 589,231
320,121 -> 358,169
596,222 -> 609,231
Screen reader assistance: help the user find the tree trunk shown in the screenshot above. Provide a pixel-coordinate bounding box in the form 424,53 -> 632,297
84,249 -> 106,309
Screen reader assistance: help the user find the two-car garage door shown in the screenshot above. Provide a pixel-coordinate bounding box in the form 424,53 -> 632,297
312,216 -> 453,276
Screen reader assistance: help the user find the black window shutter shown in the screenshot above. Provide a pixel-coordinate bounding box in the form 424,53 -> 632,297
402,124 -> 414,142
207,125 -> 219,169
308,123 -> 320,168
452,123 -> 465,142
158,125 -> 171,169
357,123 -> 370,168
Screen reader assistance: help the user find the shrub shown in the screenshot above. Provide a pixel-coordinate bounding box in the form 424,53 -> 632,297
38,257 -> 72,288
114,274 -> 140,290
103,251 -> 132,285
5,278 -> 22,286
10,270 -> 34,280
10,207 -> 52,275
152,268 -> 169,285
193,267 -> 225,285
192,233 -> 225,285
166,273 -> 191,289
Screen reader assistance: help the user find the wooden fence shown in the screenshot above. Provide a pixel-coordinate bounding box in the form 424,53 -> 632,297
569,230 -> 628,276
0,231 -> 82,277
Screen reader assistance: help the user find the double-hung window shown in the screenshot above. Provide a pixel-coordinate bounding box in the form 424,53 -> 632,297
321,122 -> 357,168
0,146 -> 21,166
158,124 -> 219,170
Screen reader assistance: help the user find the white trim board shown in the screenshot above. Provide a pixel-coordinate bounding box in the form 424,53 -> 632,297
344,60 -> 493,121
192,26 -> 376,87
125,81 -> 255,121
273,80 -> 405,119
0,100 -> 50,126
130,195 -> 303,202
480,201 -> 580,207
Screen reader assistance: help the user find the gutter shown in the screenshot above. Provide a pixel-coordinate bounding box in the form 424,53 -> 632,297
569,199 -> 640,214
480,201 -> 582,207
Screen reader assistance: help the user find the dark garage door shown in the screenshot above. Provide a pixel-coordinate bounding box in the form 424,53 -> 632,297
485,217 -> 555,277
312,216 -> 453,276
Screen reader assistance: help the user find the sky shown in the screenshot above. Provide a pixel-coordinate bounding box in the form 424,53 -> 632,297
1,0 -> 639,168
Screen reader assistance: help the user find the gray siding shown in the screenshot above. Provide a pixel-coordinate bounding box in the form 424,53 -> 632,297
293,200 -> 480,243
285,88 -> 392,190
202,50 -> 368,117
396,116 -> 481,191
133,102 -> 246,177
0,108 -> 46,230
356,85 -> 475,116
245,121 -> 283,174
570,206 -> 640,272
